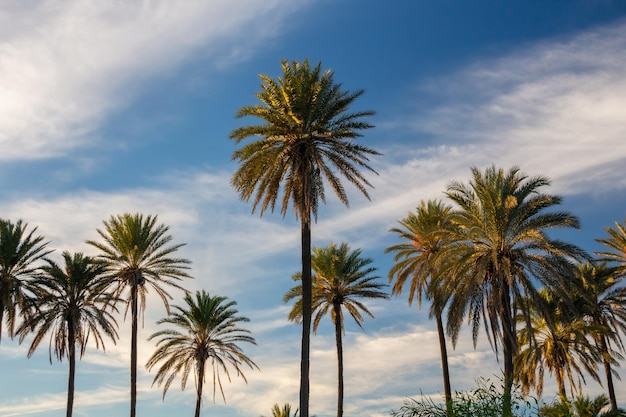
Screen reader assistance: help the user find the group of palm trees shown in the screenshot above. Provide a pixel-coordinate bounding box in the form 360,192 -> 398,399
2,57 -> 625,417
385,168 -> 626,417
0,214 -> 258,417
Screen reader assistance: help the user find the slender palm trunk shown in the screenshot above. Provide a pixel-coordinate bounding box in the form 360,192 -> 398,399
67,318 -> 76,417
195,359 -> 205,417
435,312 -> 452,416
333,303 -> 344,417
501,281 -> 515,417
0,301 -> 4,344
130,281 -> 138,417
300,218 -> 312,417
598,334 -> 617,410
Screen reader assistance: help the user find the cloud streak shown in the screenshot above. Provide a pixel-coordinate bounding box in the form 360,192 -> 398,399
0,0 -> 304,160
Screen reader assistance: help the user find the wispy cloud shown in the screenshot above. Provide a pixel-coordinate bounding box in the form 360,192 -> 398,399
0,0 -> 306,160
383,17 -> 626,205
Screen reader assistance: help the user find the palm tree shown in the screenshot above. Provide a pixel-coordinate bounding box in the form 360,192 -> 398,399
441,165 -> 588,417
0,218 -> 51,343
264,403 -> 299,417
571,262 -> 626,411
146,290 -> 258,417
230,59 -> 380,417
515,289 -> 601,401
386,199 -> 456,414
16,252 -> 119,417
87,213 -> 192,417
284,242 -> 387,417
596,218 -> 626,277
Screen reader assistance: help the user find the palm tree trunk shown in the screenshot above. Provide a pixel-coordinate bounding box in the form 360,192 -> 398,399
195,359 -> 205,417
130,281 -> 138,417
0,301 -> 4,344
67,318 -> 76,417
435,312 -> 452,416
333,303 -> 344,417
500,281 -> 515,417
300,218 -> 312,417
598,334 -> 617,410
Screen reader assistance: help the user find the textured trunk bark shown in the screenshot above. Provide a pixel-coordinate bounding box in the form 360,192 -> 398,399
0,301 -> 4,344
67,319 -> 76,417
195,360 -> 205,417
435,312 -> 452,416
598,334 -> 618,410
300,219 -> 312,417
333,303 -> 344,417
501,280 -> 515,417
130,281 -> 138,417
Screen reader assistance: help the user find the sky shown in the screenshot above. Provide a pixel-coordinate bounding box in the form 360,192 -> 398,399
1,1 -> 626,416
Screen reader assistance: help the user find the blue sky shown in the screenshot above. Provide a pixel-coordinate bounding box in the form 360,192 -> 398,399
1,1 -> 626,416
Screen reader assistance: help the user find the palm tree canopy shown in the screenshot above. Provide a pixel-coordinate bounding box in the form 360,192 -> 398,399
441,165 -> 589,349
230,59 -> 381,223
514,289 -> 601,399
86,213 -> 192,317
265,403 -> 299,417
16,251 -> 119,361
284,242 -> 388,333
386,199 -> 455,310
596,218 -> 626,278
146,290 -> 258,403
573,262 -> 626,355
0,218 -> 52,342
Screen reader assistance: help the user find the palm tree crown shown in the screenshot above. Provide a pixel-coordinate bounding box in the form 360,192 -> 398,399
386,199 -> 455,309
265,403 -> 299,417
230,59 -> 380,223
0,218 -> 51,343
596,218 -> 626,278
285,242 -> 388,332
146,290 -> 258,417
515,289 -> 601,401
16,251 -> 119,417
231,59 -> 380,417
87,212 -> 192,417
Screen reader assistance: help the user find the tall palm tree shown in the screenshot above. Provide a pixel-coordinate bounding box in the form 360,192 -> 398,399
441,165 -> 588,417
596,218 -> 626,277
146,290 -> 258,417
87,213 -> 192,417
16,252 -> 119,417
284,242 -> 387,417
386,199 -> 455,414
0,218 -> 51,343
515,289 -> 601,401
230,59 -> 380,417
571,262 -> 626,411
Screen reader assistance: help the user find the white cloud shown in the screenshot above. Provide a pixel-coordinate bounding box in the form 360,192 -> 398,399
389,18 -> 626,199
0,0 -> 306,160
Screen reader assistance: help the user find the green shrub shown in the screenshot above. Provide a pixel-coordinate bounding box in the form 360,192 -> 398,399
391,377 -> 536,417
